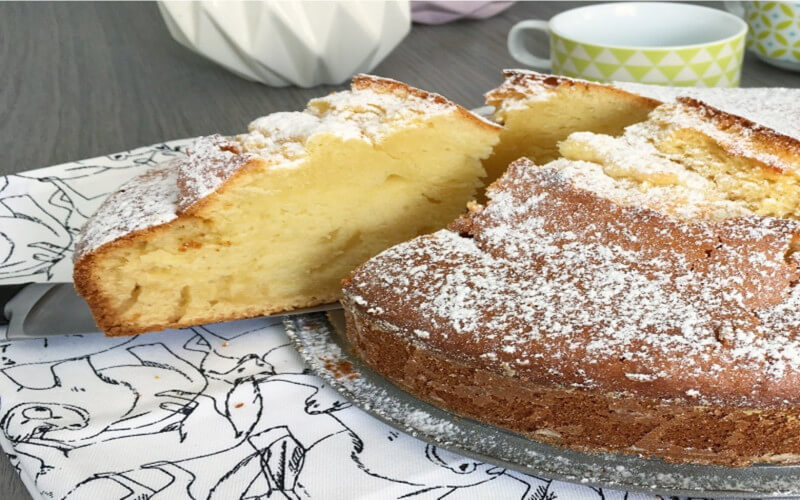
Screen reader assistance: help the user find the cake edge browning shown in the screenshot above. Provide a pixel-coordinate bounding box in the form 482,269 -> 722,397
487,70 -> 800,176
354,74 -> 502,135
74,199 -> 341,337
342,296 -> 800,467
675,96 -> 800,172
73,153 -> 282,336
74,74 -> 500,265
484,69 -> 662,112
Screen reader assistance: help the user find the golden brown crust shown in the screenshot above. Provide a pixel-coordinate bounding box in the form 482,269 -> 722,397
174,137 -> 256,215
72,156 -> 270,335
177,156 -> 266,219
485,71 -> 800,175
344,159 -> 800,407
74,221 -> 174,334
676,97 -> 800,172
73,214 -> 340,336
344,300 -> 800,467
484,70 -> 661,111
75,236 -> 338,336
353,74 -> 502,134
339,71 -> 800,466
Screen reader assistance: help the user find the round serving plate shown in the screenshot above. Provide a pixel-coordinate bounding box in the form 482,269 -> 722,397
284,311 -> 800,498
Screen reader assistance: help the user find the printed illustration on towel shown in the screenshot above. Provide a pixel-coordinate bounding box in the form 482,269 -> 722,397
0,316 -> 622,500
0,142 -> 185,283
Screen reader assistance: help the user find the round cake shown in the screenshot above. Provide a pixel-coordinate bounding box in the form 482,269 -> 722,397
342,73 -> 800,466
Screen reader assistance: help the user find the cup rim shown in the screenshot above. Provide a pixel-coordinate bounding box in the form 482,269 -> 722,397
548,2 -> 748,51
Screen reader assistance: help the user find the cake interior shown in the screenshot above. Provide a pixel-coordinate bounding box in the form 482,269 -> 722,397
563,106 -> 800,222
90,113 -> 497,333
656,128 -> 800,219
482,83 -> 657,183
490,91 -> 800,222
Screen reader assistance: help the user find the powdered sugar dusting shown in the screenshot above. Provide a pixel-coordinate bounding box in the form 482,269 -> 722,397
286,312 -> 800,495
630,100 -> 799,172
236,80 -> 476,162
74,75 -> 480,260
73,134 -> 253,260
490,70 -> 800,144
73,161 -> 180,260
616,82 -> 800,140
485,70 -> 580,112
345,157 -> 800,406
175,134 -> 257,212
556,132 -> 753,221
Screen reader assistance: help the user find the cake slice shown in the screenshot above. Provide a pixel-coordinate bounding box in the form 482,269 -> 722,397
74,75 -> 501,335
482,70 -> 659,182
342,95 -> 800,466
482,70 -> 800,187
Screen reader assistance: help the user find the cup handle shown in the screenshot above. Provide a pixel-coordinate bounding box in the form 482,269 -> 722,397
723,1 -> 745,18
507,20 -> 551,70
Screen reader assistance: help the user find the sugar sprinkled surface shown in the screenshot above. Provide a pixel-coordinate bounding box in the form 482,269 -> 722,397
629,100 -> 798,172
616,82 -> 800,140
556,133 -> 753,221
490,70 -> 800,143
490,71 -> 800,173
238,79 -> 462,161
73,161 -> 180,260
175,134 -> 257,213
74,76 -> 476,260
345,153 -> 800,405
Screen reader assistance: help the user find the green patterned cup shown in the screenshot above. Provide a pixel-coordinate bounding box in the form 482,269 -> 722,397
727,1 -> 800,71
508,2 -> 748,87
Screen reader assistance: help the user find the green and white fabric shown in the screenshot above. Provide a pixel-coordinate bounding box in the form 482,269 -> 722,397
744,1 -> 800,65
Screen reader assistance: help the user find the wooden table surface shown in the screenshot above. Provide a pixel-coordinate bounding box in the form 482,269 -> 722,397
1,2 -> 798,498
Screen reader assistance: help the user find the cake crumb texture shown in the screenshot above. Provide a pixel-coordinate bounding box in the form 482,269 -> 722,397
74,75 -> 501,335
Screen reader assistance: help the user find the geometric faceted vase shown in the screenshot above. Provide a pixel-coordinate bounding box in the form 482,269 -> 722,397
158,1 -> 411,87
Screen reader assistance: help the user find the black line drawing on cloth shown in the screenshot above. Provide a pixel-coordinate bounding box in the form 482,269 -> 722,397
61,469 -> 163,500
187,317 -> 304,380
0,337 -> 228,499
182,318 -> 306,438
0,319 -> 315,500
0,344 -> 208,452
0,333 -> 134,369
245,373 -> 509,499
104,143 -> 186,166
0,314 -> 615,500
0,175 -> 77,280
0,142 -> 184,282
37,142 -> 184,223
498,471 -> 556,500
156,423 -> 309,500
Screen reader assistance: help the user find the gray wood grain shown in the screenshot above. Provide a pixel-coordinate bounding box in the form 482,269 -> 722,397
0,2 -> 797,499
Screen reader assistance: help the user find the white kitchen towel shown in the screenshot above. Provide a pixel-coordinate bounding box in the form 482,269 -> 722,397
0,317 -> 664,500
